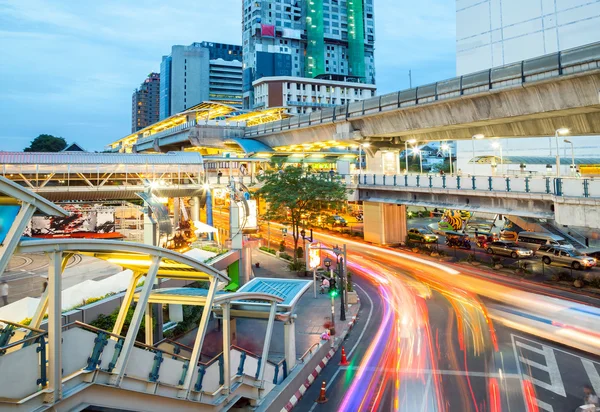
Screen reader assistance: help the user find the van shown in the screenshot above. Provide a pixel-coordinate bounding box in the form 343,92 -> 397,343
516,232 -> 574,251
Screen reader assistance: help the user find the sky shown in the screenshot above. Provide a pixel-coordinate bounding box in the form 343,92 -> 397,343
0,0 -> 456,152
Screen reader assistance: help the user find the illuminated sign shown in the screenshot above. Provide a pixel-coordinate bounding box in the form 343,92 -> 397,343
308,243 -> 321,269
0,205 -> 20,245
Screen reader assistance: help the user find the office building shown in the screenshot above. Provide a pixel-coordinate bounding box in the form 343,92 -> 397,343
253,75 -> 376,114
131,73 -> 160,132
160,42 -> 243,120
242,0 -> 376,108
455,0 -> 600,175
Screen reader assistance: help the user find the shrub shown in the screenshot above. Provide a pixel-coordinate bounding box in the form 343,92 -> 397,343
279,241 -> 286,253
201,245 -> 221,254
279,252 -> 292,261
288,261 -> 305,271
296,246 -> 304,259
346,271 -> 354,292
259,246 -> 276,255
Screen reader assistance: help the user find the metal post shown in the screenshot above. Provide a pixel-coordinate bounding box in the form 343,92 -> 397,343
223,303 -> 231,393
47,251 -> 63,403
258,301 -> 278,385
330,268 -> 336,336
339,258 -> 346,322
145,303 -> 153,346
112,272 -> 142,336
267,222 -> 271,251
554,130 -> 561,177
0,203 -> 35,276
405,141 -> 409,172
111,256 -> 161,387
343,244 -> 348,312
472,136 -> 476,175
181,277 -> 219,398
419,150 -> 423,174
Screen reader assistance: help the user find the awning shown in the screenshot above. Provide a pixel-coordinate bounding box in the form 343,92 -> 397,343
225,138 -> 274,154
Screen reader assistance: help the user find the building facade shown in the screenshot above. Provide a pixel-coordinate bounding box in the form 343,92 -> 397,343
242,0 -> 376,109
159,42 -> 243,120
131,73 -> 160,132
455,0 -> 600,175
253,75 -> 376,114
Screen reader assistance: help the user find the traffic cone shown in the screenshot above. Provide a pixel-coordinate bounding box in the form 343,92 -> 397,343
339,346 -> 349,366
316,381 -> 328,404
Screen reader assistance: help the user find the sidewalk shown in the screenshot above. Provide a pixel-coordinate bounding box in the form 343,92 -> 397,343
177,248 -> 360,364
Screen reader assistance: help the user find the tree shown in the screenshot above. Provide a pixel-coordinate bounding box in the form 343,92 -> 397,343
24,134 -> 67,152
257,166 -> 349,264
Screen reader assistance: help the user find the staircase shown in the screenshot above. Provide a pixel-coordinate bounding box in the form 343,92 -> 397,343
540,222 -> 587,249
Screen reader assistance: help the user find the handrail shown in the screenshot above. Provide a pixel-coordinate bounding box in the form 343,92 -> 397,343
299,342 -> 321,363
0,331 -> 44,352
0,319 -> 45,334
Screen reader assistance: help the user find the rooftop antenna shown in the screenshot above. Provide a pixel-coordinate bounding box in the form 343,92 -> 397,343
409,69 -> 412,88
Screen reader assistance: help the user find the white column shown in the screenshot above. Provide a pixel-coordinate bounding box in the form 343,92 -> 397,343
258,301 -> 278,385
222,303 -> 231,393
31,254 -> 71,329
181,278 -> 219,398
145,303 -> 153,346
192,196 -> 200,221
111,256 -> 161,386
173,198 -> 180,226
283,319 -> 296,371
47,251 -> 63,403
0,203 -> 35,276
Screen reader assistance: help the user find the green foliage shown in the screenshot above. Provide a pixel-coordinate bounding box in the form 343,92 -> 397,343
257,166 -> 349,263
259,246 -> 276,255
296,246 -> 304,259
90,306 -> 150,342
346,271 -> 354,292
201,245 -> 222,254
288,260 -> 306,271
24,134 -> 67,152
279,252 -> 292,261
279,240 -> 286,253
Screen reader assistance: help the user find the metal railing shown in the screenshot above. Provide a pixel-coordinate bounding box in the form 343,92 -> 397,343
245,41 -> 600,137
356,173 -> 600,198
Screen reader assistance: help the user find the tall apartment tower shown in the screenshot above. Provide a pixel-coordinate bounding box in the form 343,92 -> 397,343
242,0 -> 376,108
455,0 -> 600,175
131,73 -> 160,133
159,42 -> 243,120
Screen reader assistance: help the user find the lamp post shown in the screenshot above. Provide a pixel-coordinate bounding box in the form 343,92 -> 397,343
412,146 -> 423,174
358,143 -> 370,176
332,245 -> 346,321
491,142 -> 503,175
323,257 -> 335,335
441,143 -> 453,175
554,128 -> 569,177
471,134 -> 485,175
405,139 -> 416,172
564,139 -> 575,176
301,228 -> 314,294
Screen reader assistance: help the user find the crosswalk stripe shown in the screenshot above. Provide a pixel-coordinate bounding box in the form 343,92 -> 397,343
582,359 -> 600,395
516,341 -> 545,355
519,356 -> 548,371
536,398 -> 555,412
515,337 -> 566,397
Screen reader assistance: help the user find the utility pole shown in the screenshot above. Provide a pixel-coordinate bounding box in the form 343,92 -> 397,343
409,70 -> 412,88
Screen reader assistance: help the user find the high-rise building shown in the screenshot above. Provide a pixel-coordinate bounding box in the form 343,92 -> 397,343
159,42 -> 243,120
455,0 -> 600,175
131,73 -> 160,133
242,0 -> 376,108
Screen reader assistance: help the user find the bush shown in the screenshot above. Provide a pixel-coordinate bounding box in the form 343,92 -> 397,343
279,241 -> 286,253
346,271 -> 354,292
296,246 -> 304,259
288,261 -> 305,271
259,246 -> 276,255
201,245 -> 221,254
279,252 -> 292,261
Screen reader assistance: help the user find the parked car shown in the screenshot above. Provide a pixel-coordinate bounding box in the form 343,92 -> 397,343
536,245 -> 596,270
408,227 -> 439,243
516,232 -> 574,251
486,241 -> 533,259
327,215 -> 347,227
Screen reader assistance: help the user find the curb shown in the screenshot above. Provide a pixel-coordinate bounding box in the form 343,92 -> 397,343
280,315 -> 358,412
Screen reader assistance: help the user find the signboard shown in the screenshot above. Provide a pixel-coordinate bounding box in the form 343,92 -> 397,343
29,205 -> 116,236
239,199 -> 258,233
0,205 -> 20,245
308,243 -> 321,269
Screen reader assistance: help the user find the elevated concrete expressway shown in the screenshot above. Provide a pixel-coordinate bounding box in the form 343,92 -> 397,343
246,42 -> 600,150
347,173 -> 600,244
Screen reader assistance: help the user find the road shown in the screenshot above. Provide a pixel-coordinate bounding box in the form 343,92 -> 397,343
212,209 -> 600,411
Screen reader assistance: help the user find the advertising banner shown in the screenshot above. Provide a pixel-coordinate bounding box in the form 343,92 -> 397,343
0,205 -> 20,245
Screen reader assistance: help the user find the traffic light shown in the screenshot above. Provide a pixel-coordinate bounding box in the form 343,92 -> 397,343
329,288 -> 338,298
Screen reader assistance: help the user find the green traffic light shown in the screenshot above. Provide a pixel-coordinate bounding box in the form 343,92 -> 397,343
330,289 -> 338,297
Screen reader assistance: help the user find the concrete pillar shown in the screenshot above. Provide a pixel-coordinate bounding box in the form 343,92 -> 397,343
363,202 -> 407,245
173,198 -> 180,227
143,207 -> 156,246
223,303 -> 231,393
191,196 -> 200,221
283,320 -> 296,371
366,150 -> 400,175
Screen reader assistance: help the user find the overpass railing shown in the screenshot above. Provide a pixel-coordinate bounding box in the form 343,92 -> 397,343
245,41 -> 600,137
356,174 -> 600,198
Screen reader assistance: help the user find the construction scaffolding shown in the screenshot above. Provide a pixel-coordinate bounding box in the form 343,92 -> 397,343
347,0 -> 366,79
305,0 -> 325,78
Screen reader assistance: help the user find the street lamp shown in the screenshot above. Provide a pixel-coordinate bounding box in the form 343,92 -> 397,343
491,142 -> 503,175
555,128 -> 569,177
412,146 -> 423,174
441,143 -> 453,175
405,139 -> 416,173
358,143 -> 370,176
564,139 -> 575,176
471,134 -> 485,175
332,245 -> 346,321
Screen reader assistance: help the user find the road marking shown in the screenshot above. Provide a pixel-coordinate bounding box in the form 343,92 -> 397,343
307,369 -> 343,412
348,284 -> 374,358
535,399 -> 555,412
515,339 -> 566,397
337,366 -> 521,378
420,373 -> 433,412
582,359 -> 600,395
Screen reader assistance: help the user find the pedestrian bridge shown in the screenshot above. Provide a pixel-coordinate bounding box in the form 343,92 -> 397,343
351,173 -> 600,233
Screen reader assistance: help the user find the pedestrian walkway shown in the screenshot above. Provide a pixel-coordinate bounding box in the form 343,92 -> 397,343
176,248 -> 360,365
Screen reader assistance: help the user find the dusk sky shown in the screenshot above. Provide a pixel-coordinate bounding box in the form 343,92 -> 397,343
0,0 -> 455,152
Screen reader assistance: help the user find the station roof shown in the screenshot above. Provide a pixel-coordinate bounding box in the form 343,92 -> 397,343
236,277 -> 312,313
227,107 -> 291,126
470,156 -> 600,165
225,138 -> 274,153
0,151 -> 204,165
135,288 -> 284,308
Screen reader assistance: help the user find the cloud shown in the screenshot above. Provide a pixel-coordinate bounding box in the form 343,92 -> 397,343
0,0 -> 457,152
